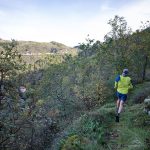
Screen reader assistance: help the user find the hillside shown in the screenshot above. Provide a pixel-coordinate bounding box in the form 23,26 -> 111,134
17,41 -> 77,55
0,39 -> 77,55
51,82 -> 150,150
0,39 -> 78,65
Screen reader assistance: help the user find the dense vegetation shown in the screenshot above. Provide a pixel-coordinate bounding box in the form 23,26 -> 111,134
0,16 -> 150,150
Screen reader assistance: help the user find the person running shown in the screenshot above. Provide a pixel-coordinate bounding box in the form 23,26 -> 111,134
114,69 -> 133,122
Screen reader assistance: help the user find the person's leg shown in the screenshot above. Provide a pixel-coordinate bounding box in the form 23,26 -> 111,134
116,94 -> 127,122
115,100 -> 120,122
117,93 -> 127,114
116,99 -> 120,114
117,99 -> 120,108
116,92 -> 121,114
118,100 -> 124,114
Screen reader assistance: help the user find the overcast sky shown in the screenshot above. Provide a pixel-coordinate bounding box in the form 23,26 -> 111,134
0,0 -> 149,47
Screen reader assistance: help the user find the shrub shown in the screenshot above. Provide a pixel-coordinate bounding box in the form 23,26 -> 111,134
61,135 -> 84,150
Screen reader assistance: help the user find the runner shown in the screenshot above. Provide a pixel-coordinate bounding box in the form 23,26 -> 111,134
114,69 -> 133,122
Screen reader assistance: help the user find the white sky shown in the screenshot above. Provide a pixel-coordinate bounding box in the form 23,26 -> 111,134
0,0 -> 150,47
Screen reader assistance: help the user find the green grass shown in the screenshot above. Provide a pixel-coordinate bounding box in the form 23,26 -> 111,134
106,82 -> 150,150
59,82 -> 150,150
108,104 -> 149,150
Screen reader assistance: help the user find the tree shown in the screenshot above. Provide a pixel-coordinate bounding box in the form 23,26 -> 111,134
0,40 -> 25,104
129,25 -> 150,81
104,15 -> 132,74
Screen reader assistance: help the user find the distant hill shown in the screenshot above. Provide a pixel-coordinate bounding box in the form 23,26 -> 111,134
0,39 -> 78,64
0,39 -> 77,55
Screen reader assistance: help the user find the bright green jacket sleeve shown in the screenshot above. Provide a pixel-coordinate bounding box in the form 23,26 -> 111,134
114,81 -> 118,89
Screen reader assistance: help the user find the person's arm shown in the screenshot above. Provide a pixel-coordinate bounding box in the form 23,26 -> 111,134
114,81 -> 118,89
114,75 -> 120,89
129,79 -> 133,90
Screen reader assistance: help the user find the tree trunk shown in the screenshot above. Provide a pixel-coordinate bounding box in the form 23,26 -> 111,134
142,55 -> 148,81
0,71 -> 4,105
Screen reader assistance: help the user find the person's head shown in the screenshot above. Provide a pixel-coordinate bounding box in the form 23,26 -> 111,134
122,68 -> 128,76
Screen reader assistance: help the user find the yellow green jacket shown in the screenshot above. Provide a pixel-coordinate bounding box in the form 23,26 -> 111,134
114,75 -> 133,94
